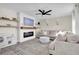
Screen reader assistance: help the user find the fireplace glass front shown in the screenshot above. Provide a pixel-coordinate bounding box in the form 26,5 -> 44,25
23,32 -> 34,38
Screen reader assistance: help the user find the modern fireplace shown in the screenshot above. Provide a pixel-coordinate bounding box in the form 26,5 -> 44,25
19,13 -> 35,42
24,32 -> 34,38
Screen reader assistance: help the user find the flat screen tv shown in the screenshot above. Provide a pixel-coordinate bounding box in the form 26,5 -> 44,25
23,17 -> 34,26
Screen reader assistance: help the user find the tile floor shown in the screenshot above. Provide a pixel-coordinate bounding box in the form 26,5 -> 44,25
0,38 -> 49,55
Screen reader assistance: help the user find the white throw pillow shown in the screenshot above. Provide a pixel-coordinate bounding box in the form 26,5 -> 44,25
56,31 -> 66,41
56,34 -> 66,41
56,31 -> 66,36
67,34 -> 79,43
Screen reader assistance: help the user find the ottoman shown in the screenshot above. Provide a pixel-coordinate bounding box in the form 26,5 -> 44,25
39,36 -> 50,43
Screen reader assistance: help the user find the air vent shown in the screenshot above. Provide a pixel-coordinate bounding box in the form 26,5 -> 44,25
0,37 -> 4,43
75,4 -> 77,7
73,10 -> 75,16
75,4 -> 79,8
8,41 -> 11,44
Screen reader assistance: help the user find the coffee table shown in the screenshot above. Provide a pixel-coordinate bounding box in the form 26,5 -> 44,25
39,36 -> 50,43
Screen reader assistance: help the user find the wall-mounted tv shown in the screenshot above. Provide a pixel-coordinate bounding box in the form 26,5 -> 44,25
23,17 -> 34,26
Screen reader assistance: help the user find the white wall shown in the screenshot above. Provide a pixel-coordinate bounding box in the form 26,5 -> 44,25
72,12 -> 76,34
72,4 -> 79,35
39,15 -> 72,31
0,8 -> 17,18
0,8 -> 18,48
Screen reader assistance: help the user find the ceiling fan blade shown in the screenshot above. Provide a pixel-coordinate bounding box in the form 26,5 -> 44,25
45,14 -> 51,15
38,9 -> 43,13
45,10 -> 52,14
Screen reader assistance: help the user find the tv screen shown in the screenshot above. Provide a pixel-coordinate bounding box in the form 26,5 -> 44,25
23,17 -> 34,26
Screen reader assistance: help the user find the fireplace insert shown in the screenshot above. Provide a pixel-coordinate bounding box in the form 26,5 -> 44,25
23,32 -> 34,38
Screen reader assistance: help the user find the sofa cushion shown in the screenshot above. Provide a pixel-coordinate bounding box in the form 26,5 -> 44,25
56,31 -> 67,41
56,34 -> 66,41
67,34 -> 79,43
49,40 -> 79,55
47,30 -> 58,37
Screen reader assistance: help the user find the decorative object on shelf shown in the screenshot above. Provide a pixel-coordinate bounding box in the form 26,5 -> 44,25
0,17 -> 18,22
12,18 -> 18,22
0,37 -> 4,43
37,22 -> 40,25
0,17 -> 10,20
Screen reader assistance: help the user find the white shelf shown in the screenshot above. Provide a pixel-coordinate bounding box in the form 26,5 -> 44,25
0,25 -> 18,28
0,17 -> 18,22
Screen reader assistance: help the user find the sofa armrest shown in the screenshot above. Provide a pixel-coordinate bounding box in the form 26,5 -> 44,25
49,40 -> 79,55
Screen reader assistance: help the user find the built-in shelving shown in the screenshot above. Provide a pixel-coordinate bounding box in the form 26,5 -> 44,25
0,25 -> 18,28
0,17 -> 18,22
20,25 -> 40,29
0,17 -> 18,28
20,26 -> 38,29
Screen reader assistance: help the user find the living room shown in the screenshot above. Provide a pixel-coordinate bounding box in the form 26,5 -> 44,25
0,3 -> 79,55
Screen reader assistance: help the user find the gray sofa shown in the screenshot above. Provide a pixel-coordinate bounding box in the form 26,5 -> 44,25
36,30 -> 58,37
49,32 -> 79,55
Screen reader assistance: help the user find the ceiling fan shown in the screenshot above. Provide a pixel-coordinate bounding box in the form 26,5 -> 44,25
36,9 -> 52,15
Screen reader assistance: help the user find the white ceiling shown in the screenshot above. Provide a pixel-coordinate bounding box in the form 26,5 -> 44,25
0,3 -> 74,19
